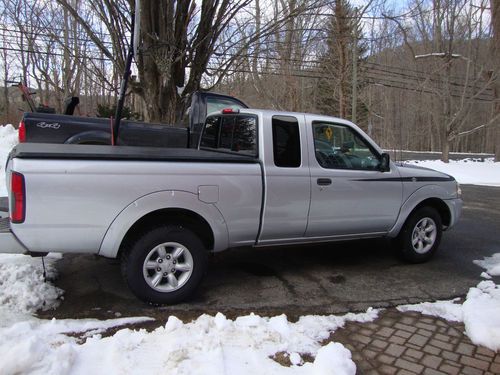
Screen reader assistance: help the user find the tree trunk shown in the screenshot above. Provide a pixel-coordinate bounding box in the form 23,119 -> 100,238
491,0 -> 500,161
441,137 -> 450,163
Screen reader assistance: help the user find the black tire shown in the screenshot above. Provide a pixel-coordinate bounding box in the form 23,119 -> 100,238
396,206 -> 442,263
121,225 -> 208,305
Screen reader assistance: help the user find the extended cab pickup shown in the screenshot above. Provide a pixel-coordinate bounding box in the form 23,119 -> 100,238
1,109 -> 462,304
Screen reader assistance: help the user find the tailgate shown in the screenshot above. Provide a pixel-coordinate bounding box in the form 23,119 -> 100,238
0,217 -> 28,254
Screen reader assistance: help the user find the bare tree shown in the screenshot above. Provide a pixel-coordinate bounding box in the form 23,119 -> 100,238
491,0 -> 500,161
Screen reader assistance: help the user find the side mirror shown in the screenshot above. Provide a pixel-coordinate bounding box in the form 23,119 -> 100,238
379,153 -> 390,172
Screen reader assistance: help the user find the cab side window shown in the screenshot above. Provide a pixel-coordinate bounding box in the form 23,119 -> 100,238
313,122 -> 381,170
272,116 -> 301,168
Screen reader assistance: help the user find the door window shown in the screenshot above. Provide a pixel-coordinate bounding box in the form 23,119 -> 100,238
313,122 -> 381,170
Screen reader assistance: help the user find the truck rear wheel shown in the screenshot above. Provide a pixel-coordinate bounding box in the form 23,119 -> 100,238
121,225 -> 207,305
396,206 -> 442,263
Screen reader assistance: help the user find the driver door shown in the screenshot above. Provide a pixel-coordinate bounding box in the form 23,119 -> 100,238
306,118 -> 403,237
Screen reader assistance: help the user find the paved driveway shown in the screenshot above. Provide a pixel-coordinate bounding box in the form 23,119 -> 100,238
38,185 -> 500,321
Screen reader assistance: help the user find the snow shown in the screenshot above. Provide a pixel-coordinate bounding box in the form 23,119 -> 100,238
474,253 -> 500,276
398,253 -> 500,352
0,315 -> 156,375
462,281 -> 500,352
0,307 -> 379,375
406,158 -> 500,186
0,253 -> 63,315
397,298 -> 463,322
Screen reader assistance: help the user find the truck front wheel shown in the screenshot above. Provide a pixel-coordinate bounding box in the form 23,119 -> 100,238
121,225 -> 208,305
396,206 -> 442,263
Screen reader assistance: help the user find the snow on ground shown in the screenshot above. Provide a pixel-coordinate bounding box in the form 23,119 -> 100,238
474,253 -> 500,276
0,310 -> 379,375
397,298 -> 463,322
398,253 -> 500,352
407,158 -> 500,186
0,253 -> 63,314
0,296 -> 378,375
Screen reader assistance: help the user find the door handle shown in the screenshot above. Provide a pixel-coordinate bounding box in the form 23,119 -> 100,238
317,178 -> 332,186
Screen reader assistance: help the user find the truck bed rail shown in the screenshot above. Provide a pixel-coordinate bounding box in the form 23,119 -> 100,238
10,144 -> 258,163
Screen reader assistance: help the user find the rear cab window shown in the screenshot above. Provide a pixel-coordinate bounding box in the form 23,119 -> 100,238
200,114 -> 258,157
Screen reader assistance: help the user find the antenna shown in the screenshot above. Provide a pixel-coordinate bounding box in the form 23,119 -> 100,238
112,1 -> 140,145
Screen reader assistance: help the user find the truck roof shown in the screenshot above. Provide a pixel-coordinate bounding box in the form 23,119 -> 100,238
208,108 -> 356,127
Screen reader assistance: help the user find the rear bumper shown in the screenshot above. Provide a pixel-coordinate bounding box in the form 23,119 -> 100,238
0,218 -> 28,254
444,198 -> 463,230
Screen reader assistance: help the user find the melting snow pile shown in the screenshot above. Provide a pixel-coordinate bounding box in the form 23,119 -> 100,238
407,158 -> 500,186
0,309 -> 379,375
398,253 -> 500,352
474,253 -> 500,276
0,253 -> 63,314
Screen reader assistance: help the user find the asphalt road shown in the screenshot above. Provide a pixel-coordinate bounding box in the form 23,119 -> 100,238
35,185 -> 500,322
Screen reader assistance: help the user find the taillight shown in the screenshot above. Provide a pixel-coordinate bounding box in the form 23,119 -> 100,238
11,172 -> 25,223
18,121 -> 26,143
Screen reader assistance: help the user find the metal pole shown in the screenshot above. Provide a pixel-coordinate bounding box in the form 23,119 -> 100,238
113,11 -> 135,145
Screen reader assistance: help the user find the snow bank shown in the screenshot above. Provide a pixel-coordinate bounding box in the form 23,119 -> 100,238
462,281 -> 500,351
0,309 -> 378,375
474,253 -> 500,277
398,253 -> 500,352
407,158 -> 500,186
0,124 -> 18,196
0,315 -> 154,375
0,253 -> 62,314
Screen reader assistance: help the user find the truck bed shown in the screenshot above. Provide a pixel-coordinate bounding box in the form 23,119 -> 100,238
10,143 -> 258,163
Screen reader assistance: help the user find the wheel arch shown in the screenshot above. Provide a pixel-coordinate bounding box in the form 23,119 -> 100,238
411,198 -> 451,227
388,185 -> 453,237
98,190 -> 229,258
118,208 -> 215,259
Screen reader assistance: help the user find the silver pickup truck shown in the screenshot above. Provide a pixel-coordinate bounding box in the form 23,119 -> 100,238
1,109 -> 462,304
